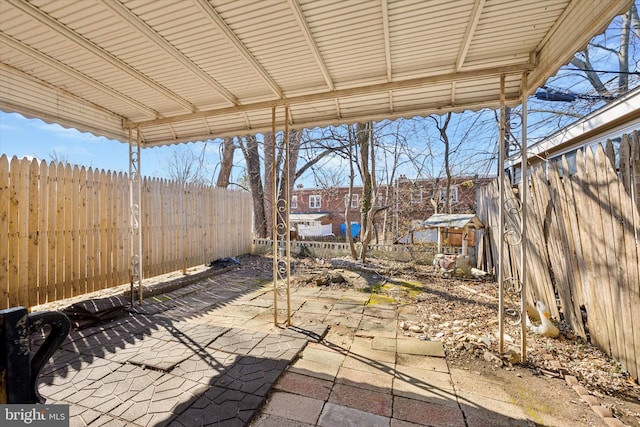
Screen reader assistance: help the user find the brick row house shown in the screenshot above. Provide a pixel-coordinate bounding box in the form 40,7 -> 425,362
290,175 -> 492,243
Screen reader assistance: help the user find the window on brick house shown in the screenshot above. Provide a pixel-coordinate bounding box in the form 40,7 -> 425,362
309,195 -> 321,208
344,193 -> 359,208
410,190 -> 423,204
291,195 -> 298,209
439,186 -> 459,204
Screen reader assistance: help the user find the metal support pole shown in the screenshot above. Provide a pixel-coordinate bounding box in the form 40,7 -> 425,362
129,128 -> 143,305
272,106 -> 278,325
498,75 -> 506,354
271,105 -> 292,326
284,105 -> 292,326
520,71 -> 529,362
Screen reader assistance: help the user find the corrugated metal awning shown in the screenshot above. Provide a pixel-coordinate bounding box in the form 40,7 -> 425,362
0,0 -> 631,146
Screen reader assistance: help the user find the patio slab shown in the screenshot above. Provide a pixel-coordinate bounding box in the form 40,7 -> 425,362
33,260 -> 611,427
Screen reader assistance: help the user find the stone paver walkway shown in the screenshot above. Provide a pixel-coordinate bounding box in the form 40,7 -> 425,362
33,266 -> 605,427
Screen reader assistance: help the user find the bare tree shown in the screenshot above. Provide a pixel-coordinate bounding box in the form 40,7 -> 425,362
48,149 -> 72,166
430,113 -> 455,214
216,137 -> 235,188
570,4 -> 636,98
165,143 -> 208,185
343,125 -> 360,259
356,122 -> 379,262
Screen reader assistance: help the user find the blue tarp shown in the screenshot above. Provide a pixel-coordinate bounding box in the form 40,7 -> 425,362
340,223 -> 361,238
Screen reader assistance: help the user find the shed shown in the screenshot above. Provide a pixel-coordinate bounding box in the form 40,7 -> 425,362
289,213 -> 328,226
289,213 -> 333,238
424,214 -> 484,256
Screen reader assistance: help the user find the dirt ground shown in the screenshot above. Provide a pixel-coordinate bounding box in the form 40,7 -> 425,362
284,255 -> 640,427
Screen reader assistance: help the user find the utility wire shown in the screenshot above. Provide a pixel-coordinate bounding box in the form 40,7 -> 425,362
564,68 -> 640,75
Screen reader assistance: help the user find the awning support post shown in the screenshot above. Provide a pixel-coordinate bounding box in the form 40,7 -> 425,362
129,127 -> 143,305
498,75 -> 506,354
498,72 -> 530,363
272,106 -> 292,326
520,71 -> 529,362
272,107 -> 278,325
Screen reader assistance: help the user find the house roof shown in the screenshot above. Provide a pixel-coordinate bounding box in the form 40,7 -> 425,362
424,213 -> 484,229
0,0 -> 630,147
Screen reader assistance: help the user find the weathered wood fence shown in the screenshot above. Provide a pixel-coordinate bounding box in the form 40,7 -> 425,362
477,131 -> 640,381
0,155 -> 253,309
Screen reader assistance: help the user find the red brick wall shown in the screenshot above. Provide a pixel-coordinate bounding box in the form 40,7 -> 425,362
291,177 -> 492,240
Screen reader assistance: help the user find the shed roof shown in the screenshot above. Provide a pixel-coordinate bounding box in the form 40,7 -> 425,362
0,0 -> 630,146
424,213 -> 484,229
290,213 -> 327,223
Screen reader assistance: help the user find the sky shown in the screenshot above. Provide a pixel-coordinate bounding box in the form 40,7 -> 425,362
0,111 -> 215,179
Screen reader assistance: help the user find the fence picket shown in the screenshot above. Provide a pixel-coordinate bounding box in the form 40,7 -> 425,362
593,145 -> 624,361
556,157 -> 586,335
558,157 -> 589,338
119,173 -> 129,286
16,158 -> 29,307
63,164 -> 73,299
618,159 -> 640,380
606,146 -> 639,380
47,163 -> 57,303
28,160 -> 39,306
570,149 -> 608,351
78,167 -> 88,296
620,134 -> 631,194
0,155 -> 9,308
527,166 -> 558,319
633,132 -> 640,211
86,168 -> 96,294
70,166 -> 80,297
37,161 -> 49,304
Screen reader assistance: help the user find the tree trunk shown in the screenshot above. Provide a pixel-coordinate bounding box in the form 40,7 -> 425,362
431,113 -> 453,214
241,135 -> 267,237
357,122 -> 376,262
571,54 -> 610,98
216,137 -> 235,188
263,132 -> 275,238
345,126 -> 359,260
631,3 -> 640,39
619,8 -> 631,94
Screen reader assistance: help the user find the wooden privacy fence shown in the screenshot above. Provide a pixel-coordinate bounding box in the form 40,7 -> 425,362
477,132 -> 640,381
0,155 -> 253,310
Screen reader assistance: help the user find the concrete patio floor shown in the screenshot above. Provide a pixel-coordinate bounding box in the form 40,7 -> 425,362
33,263 -> 609,427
